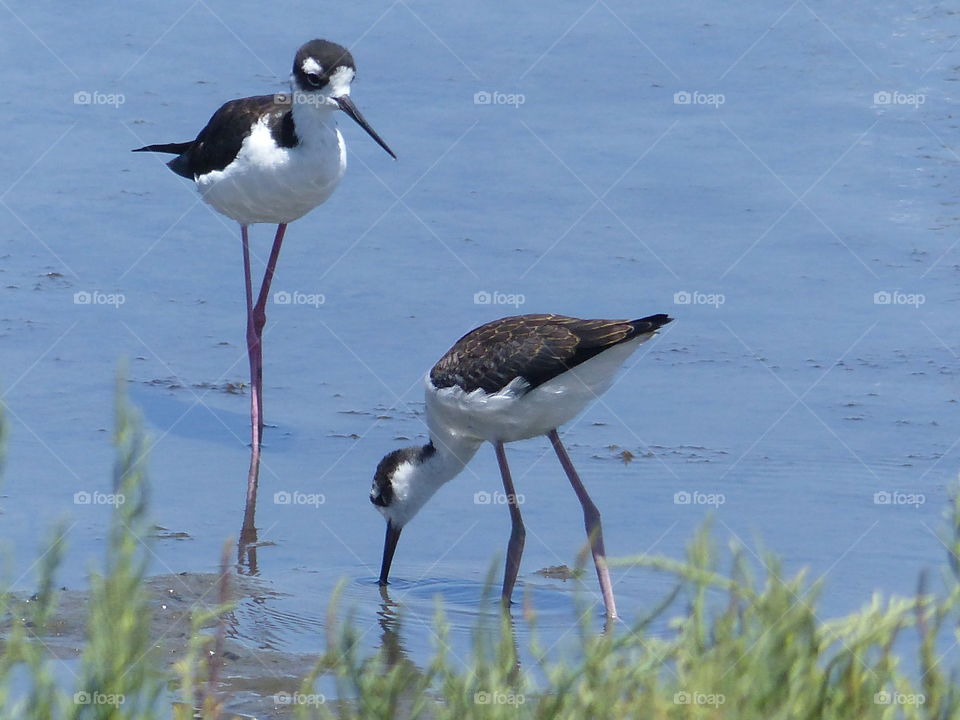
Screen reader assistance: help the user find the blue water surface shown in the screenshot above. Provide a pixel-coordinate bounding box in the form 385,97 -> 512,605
2,0 -> 958,714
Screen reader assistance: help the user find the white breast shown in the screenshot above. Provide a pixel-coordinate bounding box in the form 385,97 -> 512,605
195,116 -> 346,225
425,335 -> 648,444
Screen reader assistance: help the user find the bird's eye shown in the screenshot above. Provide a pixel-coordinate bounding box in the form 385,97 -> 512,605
306,72 -> 322,88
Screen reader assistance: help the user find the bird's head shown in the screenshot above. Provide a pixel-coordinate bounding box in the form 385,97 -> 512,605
290,39 -> 396,158
370,443 -> 442,585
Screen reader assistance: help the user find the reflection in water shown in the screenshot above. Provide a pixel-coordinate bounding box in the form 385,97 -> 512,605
237,537 -> 258,576
377,585 -> 411,668
376,583 -> 522,684
502,609 -> 522,687
238,480 -> 259,576
189,569 -> 644,720
238,439 -> 262,575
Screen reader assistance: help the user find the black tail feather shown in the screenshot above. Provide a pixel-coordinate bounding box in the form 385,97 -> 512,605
132,142 -> 192,155
632,314 -> 673,333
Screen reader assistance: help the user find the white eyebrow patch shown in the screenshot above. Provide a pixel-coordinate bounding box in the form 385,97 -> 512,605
326,66 -> 356,97
302,57 -> 323,75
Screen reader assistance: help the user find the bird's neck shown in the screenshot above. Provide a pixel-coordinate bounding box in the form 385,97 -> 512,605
290,95 -> 340,146
387,434 -> 481,529
415,426 -> 482,492
427,428 -> 482,481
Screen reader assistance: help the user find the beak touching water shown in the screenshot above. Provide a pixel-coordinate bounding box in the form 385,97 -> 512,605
379,520 -> 402,585
334,95 -> 397,160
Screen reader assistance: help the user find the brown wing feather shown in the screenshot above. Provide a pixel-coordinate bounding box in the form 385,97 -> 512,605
430,313 -> 671,394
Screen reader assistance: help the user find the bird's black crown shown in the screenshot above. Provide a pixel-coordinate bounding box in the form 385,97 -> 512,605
292,39 -> 356,92
370,443 -> 436,508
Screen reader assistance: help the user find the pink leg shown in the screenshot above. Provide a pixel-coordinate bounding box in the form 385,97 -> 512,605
250,223 -> 287,441
494,441 -> 525,608
240,223 -> 286,544
241,225 -> 262,527
547,429 -> 618,619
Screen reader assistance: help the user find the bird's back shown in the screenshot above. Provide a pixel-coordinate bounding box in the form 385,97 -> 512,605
161,95 -> 299,179
426,313 -> 672,443
430,314 -> 672,395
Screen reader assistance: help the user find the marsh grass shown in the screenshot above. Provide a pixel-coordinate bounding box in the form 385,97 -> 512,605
0,392 -> 958,718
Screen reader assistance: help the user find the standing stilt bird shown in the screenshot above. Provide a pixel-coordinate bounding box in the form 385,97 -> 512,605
370,313 -> 672,619
134,39 -> 396,509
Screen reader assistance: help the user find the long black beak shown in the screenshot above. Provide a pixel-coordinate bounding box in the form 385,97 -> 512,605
335,95 -> 397,160
378,520 -> 402,586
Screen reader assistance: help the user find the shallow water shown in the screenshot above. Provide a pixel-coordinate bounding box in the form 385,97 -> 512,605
2,0 -> 959,714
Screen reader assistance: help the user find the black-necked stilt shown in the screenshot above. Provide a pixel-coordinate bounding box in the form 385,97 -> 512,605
370,312 -> 672,619
133,39 -> 396,502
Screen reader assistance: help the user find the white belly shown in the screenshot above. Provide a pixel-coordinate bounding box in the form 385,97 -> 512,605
425,336 -> 647,444
195,120 -> 346,225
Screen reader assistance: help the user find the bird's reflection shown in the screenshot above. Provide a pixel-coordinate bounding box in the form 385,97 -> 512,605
237,465 -> 260,575
237,534 -> 259,575
501,603 -> 522,686
375,582 -> 523,684
376,585 -> 411,668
